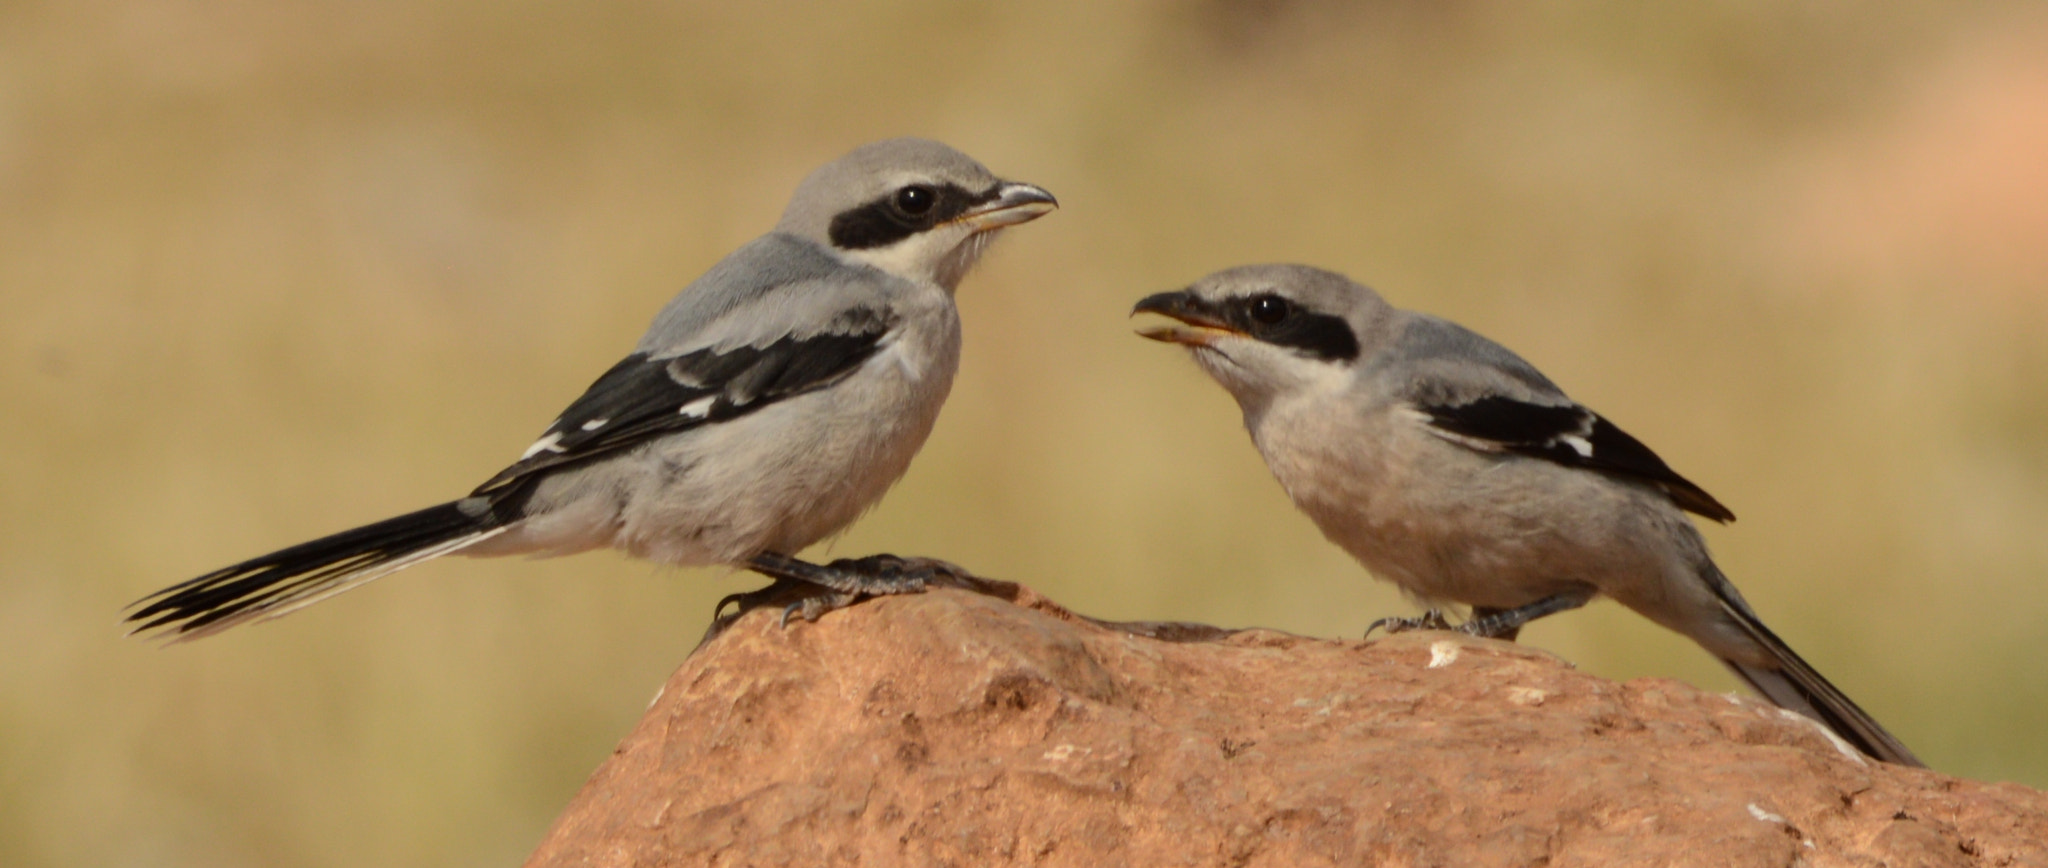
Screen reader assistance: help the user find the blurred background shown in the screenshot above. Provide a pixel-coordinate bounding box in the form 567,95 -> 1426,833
4,1 -> 2046,864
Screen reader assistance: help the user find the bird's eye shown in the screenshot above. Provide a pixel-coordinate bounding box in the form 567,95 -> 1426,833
1249,295 -> 1290,325
894,185 -> 936,215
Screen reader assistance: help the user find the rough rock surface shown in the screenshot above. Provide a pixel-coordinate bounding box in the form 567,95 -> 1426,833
525,582 -> 2048,867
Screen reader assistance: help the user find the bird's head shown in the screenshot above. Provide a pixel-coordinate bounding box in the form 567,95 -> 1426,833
777,138 -> 1057,292
1132,264 -> 1394,414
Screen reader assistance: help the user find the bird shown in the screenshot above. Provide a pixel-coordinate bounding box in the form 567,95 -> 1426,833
127,137 -> 1056,640
1132,263 -> 1922,766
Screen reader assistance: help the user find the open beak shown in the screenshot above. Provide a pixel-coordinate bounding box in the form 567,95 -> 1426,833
1131,290 -> 1240,346
955,182 -> 1059,232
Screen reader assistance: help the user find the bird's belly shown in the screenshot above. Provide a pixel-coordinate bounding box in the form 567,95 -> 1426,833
1291,487 -> 1557,608
1262,420 -> 1629,610
618,332 -> 960,566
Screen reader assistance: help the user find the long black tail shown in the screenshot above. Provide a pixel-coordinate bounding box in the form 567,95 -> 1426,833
127,499 -> 510,641
1705,569 -> 1924,767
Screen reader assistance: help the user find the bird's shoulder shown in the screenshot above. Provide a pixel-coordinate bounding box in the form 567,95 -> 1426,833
634,232 -> 929,356
1376,314 -> 1564,396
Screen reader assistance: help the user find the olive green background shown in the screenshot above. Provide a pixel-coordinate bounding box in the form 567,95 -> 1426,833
4,2 -> 2046,865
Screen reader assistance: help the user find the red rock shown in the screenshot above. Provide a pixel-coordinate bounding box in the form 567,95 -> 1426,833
525,583 -> 2048,867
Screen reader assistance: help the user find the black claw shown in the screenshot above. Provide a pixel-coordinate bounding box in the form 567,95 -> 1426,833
1363,609 -> 1453,640
702,575 -> 855,640
713,591 -> 750,620
776,591 -> 855,627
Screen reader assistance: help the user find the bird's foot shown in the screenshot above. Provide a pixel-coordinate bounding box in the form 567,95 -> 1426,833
1455,593 -> 1590,640
710,577 -> 855,626
1363,608 -> 1453,639
818,553 -> 965,595
777,590 -> 859,626
728,552 -> 973,631
1460,605 -> 1522,641
702,577 -> 845,644
749,551 -> 970,596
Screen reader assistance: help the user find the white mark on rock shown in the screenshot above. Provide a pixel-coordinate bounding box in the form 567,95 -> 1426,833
1505,686 -> 1550,706
1747,803 -> 1786,824
1427,641 -> 1460,669
1775,708 -> 1868,765
1290,694 -> 1347,717
1042,744 -> 1086,762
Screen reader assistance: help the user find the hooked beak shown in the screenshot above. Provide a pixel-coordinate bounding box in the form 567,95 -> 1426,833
955,182 -> 1058,232
1131,290 -> 1240,346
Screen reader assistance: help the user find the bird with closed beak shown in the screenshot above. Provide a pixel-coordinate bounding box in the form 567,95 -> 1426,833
128,138 -> 1056,640
1133,263 -> 1921,767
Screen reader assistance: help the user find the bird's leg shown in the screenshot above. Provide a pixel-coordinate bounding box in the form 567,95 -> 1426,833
825,553 -> 975,591
1458,593 -> 1589,639
1467,606 -> 1521,642
748,551 -> 965,596
1364,608 -> 1454,639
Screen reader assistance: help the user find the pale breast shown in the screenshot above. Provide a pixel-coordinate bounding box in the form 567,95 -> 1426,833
1250,397 -> 1619,608
616,301 -> 963,565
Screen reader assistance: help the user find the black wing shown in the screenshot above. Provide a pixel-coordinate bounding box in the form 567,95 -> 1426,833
474,307 -> 894,494
1419,395 -> 1734,522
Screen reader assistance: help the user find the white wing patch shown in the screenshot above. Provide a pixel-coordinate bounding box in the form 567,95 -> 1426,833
519,431 -> 566,461
1558,434 -> 1594,457
579,417 -> 609,432
678,396 -> 716,418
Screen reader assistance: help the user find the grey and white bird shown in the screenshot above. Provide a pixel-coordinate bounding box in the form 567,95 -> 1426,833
127,137 -> 1056,640
1133,263 -> 1922,767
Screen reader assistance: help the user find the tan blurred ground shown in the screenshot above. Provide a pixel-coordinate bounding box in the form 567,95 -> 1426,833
2,2 -> 2045,866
